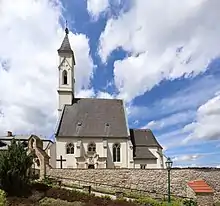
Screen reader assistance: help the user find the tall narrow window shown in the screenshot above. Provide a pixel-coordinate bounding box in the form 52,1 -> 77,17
88,142 -> 96,153
66,143 -> 74,154
113,143 -> 120,162
62,70 -> 68,85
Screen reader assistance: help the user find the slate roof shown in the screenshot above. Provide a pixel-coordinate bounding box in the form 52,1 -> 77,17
57,28 -> 73,54
130,129 -> 162,160
130,129 -> 162,148
134,147 -> 157,160
56,98 -> 129,138
0,135 -> 53,151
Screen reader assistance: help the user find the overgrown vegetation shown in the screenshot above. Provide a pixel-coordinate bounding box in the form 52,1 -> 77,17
58,180 -> 197,206
39,197 -> 85,206
0,189 -> 7,206
0,138 -> 33,196
4,179 -> 198,206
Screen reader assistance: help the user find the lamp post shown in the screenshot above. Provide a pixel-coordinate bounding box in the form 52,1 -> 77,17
165,157 -> 173,204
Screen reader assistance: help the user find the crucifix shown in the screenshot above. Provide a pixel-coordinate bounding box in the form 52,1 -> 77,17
56,155 -> 66,169
65,20 -> 69,34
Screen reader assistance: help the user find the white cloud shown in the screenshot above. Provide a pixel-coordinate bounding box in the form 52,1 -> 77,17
173,154 -> 202,162
99,0 -> 220,102
86,0 -> 124,20
128,75 -> 220,123
143,110 -> 195,131
77,89 -> 95,98
0,0 -> 94,136
157,92 -> 220,148
96,91 -> 114,99
87,0 -> 109,19
183,93 -> 220,143
172,151 -> 220,166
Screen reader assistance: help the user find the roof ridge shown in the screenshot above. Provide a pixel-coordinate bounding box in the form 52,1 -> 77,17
131,128 -> 152,131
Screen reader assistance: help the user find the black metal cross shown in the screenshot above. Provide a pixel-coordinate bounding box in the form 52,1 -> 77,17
56,155 -> 66,169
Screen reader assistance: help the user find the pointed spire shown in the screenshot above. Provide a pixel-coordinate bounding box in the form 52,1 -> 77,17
57,20 -> 73,54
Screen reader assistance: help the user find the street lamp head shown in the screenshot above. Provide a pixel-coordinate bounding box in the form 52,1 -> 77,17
166,157 -> 173,170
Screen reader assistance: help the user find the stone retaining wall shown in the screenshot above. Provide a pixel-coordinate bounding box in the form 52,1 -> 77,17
47,168 -> 220,202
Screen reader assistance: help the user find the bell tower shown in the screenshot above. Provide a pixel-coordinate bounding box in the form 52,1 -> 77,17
57,24 -> 76,117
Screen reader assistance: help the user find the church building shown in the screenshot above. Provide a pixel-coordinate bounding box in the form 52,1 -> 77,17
55,27 -> 166,169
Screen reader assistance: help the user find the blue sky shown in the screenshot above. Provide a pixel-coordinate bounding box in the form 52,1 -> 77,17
0,0 -> 220,167
60,0 -> 220,167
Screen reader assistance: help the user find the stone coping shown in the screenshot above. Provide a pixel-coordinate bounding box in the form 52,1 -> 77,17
49,167 -> 220,170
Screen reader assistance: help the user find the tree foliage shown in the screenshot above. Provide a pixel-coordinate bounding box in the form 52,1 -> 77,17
0,138 -> 33,196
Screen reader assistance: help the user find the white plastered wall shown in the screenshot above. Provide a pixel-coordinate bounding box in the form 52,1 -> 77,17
57,54 -> 74,117
56,137 -> 78,168
134,159 -> 158,168
55,136 -> 131,169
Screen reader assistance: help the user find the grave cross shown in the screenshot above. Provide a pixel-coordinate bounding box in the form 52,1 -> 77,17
56,155 -> 66,169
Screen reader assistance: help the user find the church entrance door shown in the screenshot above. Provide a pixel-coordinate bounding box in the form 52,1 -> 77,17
88,164 -> 95,169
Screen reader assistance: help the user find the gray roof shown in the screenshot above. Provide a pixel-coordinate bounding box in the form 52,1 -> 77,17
0,135 -> 53,151
134,147 -> 157,160
57,28 -> 73,54
130,129 -> 162,160
130,129 -> 162,148
56,98 -> 129,138
0,135 -> 51,141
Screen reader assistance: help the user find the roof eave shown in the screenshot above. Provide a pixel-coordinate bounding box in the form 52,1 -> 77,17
57,49 -> 73,54
55,105 -> 66,137
133,157 -> 158,160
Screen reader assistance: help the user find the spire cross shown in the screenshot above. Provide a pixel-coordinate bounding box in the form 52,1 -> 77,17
65,20 -> 69,34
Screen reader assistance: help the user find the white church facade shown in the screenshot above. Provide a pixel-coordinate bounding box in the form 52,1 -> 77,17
54,26 -> 167,169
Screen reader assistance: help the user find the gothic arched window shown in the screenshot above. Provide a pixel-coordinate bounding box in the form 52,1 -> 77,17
113,143 -> 120,162
66,143 -> 74,154
88,142 -> 96,153
62,70 -> 68,85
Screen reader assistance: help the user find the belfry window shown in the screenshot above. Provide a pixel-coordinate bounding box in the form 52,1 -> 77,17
66,143 -> 74,154
88,142 -> 96,153
62,70 -> 68,85
113,143 -> 120,162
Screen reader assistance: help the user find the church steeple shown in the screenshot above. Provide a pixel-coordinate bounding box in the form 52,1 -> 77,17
57,22 -> 74,59
57,22 -> 76,117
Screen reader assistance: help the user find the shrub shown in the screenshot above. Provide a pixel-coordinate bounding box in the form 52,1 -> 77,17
0,189 -> 7,206
134,196 -> 162,206
41,176 -> 57,186
102,195 -> 112,200
45,187 -> 137,206
0,138 -> 33,196
39,197 -> 85,206
182,199 -> 197,206
31,182 -> 51,192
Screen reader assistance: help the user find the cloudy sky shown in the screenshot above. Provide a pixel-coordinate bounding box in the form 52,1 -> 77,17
0,0 -> 220,167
